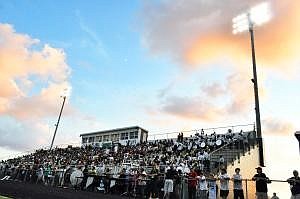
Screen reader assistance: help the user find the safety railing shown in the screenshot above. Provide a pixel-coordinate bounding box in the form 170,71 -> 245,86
0,166 -> 294,199
148,123 -> 255,141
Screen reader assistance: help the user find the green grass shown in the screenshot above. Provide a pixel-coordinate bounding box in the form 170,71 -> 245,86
0,195 -> 13,199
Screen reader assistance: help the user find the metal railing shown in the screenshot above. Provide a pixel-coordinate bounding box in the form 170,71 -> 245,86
0,166 -> 293,199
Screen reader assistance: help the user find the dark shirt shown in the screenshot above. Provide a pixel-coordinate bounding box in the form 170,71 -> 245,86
149,178 -> 162,198
288,177 -> 300,195
165,168 -> 177,180
253,173 -> 269,193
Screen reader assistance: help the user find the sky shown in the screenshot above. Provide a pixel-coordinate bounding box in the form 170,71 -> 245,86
0,0 -> 299,197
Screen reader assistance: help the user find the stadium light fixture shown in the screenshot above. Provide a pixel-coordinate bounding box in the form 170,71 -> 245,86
232,2 -> 271,167
50,87 -> 71,150
232,2 -> 271,34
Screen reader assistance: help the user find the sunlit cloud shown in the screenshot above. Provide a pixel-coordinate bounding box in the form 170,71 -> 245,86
156,71 -> 258,121
140,0 -> 299,127
0,23 -> 72,149
140,0 -> 300,73
263,117 -> 295,136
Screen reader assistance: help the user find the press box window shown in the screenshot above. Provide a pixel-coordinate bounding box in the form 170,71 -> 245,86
130,131 -> 138,139
111,134 -> 120,141
121,132 -> 129,140
103,135 -> 110,142
82,138 -> 88,143
96,136 -> 102,142
88,137 -> 95,143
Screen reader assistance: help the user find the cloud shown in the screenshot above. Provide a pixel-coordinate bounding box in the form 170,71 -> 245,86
158,71 -> 255,121
263,117 -> 294,136
161,95 -> 224,121
140,0 -> 293,124
201,82 -> 226,98
0,117 -> 51,150
140,0 -> 300,72
0,23 -> 72,150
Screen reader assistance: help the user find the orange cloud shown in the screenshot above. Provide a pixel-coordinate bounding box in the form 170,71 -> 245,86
186,0 -> 300,72
141,0 -> 291,125
141,0 -> 300,73
0,23 -> 72,149
0,23 -> 71,118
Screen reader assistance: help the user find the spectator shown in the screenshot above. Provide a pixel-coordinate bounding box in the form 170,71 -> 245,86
287,170 -> 300,199
252,167 -> 271,199
137,171 -> 147,198
232,168 -> 244,199
197,171 -> 208,199
188,168 -> 197,199
148,175 -> 161,199
219,168 -> 230,199
164,166 -> 176,199
207,173 -> 217,199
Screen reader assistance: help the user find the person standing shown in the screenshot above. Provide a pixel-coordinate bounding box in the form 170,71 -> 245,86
252,167 -> 271,199
148,175 -> 161,199
197,171 -> 208,199
188,168 -> 197,199
207,173 -> 217,199
287,170 -> 300,199
219,168 -> 230,199
164,166 -> 177,199
232,168 -> 244,199
138,171 -> 147,198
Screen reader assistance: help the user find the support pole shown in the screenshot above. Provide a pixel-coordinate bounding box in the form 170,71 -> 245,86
50,96 -> 66,150
249,21 -> 264,166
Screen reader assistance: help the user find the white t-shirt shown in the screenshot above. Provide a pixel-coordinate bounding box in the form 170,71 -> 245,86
208,180 -> 217,199
198,154 -> 204,161
219,173 -> 230,190
232,174 -> 243,190
198,176 -> 208,190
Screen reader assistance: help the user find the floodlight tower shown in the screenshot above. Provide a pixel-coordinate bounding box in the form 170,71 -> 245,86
50,88 -> 70,150
232,2 -> 271,166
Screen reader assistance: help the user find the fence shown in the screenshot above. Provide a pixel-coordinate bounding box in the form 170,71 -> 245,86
0,165 -> 293,199
148,123 -> 255,141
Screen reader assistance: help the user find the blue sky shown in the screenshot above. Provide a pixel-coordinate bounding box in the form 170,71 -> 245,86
1,0 -> 299,145
1,1 -> 300,197
0,0 -> 176,127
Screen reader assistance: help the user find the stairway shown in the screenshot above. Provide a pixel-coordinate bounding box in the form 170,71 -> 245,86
209,131 -> 257,174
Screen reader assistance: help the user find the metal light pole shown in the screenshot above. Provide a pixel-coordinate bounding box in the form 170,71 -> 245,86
232,2 -> 271,166
249,19 -> 264,166
295,131 -> 300,154
50,95 -> 67,150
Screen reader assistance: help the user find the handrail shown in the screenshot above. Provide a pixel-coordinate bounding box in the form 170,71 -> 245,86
209,130 -> 256,157
149,123 -> 255,138
209,140 -> 235,157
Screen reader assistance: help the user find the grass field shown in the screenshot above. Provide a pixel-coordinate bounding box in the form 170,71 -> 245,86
0,196 -> 12,199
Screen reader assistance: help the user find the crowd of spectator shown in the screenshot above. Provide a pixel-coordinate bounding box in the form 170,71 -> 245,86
0,129 -> 263,198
